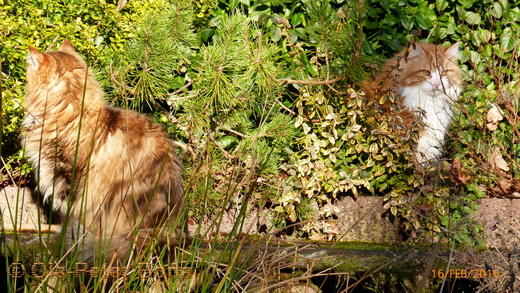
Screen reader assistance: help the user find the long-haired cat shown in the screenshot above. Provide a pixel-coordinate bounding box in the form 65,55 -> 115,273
364,42 -> 462,164
22,40 -> 186,267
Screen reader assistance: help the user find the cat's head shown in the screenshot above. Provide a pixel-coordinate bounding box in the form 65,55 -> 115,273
26,40 -> 86,85
392,42 -> 462,97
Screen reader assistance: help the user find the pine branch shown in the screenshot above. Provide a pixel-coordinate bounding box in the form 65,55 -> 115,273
277,75 -> 344,86
345,1 -> 365,75
211,117 -> 247,138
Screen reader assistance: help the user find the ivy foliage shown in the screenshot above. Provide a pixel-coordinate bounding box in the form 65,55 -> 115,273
359,0 -> 520,200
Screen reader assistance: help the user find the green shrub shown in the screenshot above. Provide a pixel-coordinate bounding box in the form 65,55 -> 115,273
360,0 -> 518,241
107,5 -> 298,221
0,0 -> 169,183
361,0 -> 519,196
274,0 -> 518,242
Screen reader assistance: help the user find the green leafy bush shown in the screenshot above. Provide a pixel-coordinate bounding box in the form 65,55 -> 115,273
0,0 -> 169,182
450,1 -> 519,199
357,0 -> 518,240
361,0 -> 519,196
273,0 -> 518,242
281,87 -> 419,232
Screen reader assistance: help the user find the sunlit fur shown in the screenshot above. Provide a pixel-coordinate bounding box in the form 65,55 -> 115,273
23,40 -> 185,266
365,42 -> 462,163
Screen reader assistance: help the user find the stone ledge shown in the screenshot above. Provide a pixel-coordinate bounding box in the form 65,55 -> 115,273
2,186 -> 519,249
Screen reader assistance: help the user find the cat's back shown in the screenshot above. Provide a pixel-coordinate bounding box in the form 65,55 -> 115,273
84,104 -> 183,221
95,105 -> 174,157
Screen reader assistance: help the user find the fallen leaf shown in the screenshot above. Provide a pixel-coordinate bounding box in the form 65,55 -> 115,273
489,147 -> 510,172
457,172 -> 471,185
452,158 -> 462,172
323,222 -> 339,236
450,159 -> 470,185
486,104 -> 504,131
497,178 -> 512,193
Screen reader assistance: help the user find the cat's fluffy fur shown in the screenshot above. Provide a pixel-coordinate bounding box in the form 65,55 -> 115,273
23,40 -> 185,266
365,42 -> 462,163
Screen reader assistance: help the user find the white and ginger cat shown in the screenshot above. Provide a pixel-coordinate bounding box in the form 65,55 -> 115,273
23,40 -> 186,267
365,42 -> 462,163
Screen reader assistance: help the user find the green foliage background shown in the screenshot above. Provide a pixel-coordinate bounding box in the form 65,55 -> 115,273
1,0 -> 519,243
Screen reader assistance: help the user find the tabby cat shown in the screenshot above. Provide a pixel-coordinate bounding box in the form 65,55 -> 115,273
23,40 -> 185,266
364,42 -> 462,163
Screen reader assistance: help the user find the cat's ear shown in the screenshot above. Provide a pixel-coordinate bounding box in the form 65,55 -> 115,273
59,40 -> 77,54
445,42 -> 460,60
407,44 -> 425,60
59,40 -> 85,63
27,47 -> 45,68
